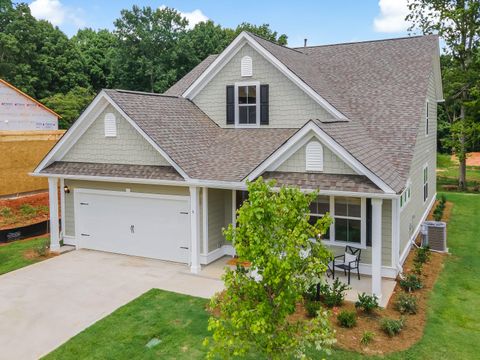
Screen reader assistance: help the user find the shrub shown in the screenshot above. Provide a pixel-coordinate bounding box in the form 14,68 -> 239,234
380,317 -> 405,337
319,278 -> 350,307
33,238 -> 50,257
414,246 -> 431,264
399,273 -> 423,292
304,300 -> 322,318
0,207 -> 13,218
337,310 -> 357,328
439,194 -> 447,205
395,293 -> 418,315
19,204 -> 37,218
412,261 -> 423,275
360,331 -> 375,345
355,292 -> 379,313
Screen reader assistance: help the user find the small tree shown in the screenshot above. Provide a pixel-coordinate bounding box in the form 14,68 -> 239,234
205,178 -> 335,359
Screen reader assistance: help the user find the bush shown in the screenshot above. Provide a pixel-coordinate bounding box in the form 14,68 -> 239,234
380,317 -> 405,337
360,331 -> 375,345
395,293 -> 418,315
33,238 -> 50,257
337,310 -> 357,328
304,300 -> 322,318
399,273 -> 423,292
355,292 -> 379,313
412,261 -> 423,275
19,204 -> 37,218
414,246 -> 431,264
0,207 -> 13,218
319,278 -> 350,307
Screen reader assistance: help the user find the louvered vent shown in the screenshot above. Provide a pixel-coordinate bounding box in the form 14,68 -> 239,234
104,113 -> 117,137
305,141 -> 323,171
241,56 -> 253,77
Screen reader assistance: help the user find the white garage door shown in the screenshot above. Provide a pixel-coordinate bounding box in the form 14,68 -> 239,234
75,189 -> 190,263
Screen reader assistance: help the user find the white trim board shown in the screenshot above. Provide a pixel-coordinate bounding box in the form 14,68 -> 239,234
32,91 -> 190,180
247,121 -> 396,194
182,32 -> 348,121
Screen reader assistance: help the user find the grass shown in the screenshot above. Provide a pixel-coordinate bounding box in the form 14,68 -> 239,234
44,289 -> 210,360
0,237 -> 50,275
437,153 -> 480,191
44,193 -> 480,359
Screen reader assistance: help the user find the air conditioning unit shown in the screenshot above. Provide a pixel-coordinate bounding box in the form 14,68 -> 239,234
421,221 -> 447,252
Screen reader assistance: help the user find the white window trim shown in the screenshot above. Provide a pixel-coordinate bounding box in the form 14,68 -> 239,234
423,164 -> 429,204
310,195 -> 367,249
400,179 -> 412,209
425,100 -> 429,137
234,81 -> 260,128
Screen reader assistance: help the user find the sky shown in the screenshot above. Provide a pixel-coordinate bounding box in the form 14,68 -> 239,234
27,0 -> 414,47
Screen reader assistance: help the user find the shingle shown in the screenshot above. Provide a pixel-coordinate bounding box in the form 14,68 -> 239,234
41,161 -> 184,181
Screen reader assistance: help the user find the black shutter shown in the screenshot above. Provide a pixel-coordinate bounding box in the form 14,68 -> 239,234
226,85 -> 234,125
366,199 -> 372,247
260,84 -> 269,125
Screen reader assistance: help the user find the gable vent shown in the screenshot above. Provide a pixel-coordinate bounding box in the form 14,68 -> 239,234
241,56 -> 253,77
305,141 -> 323,171
104,113 -> 117,137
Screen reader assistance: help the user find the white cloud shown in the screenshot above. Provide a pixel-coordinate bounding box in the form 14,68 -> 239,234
29,0 -> 85,28
159,5 -> 209,29
373,0 -> 411,33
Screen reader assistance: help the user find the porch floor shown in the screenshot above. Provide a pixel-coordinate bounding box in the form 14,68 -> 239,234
201,256 -> 396,307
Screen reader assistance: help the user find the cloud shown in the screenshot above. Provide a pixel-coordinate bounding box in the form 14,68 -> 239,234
373,0 -> 411,33
159,5 -> 209,29
29,0 -> 85,28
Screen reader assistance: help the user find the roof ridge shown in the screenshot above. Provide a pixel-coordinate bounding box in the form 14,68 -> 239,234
108,89 -> 180,98
294,34 -> 436,50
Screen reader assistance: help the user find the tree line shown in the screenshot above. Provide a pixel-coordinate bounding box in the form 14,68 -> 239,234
0,1 -> 287,128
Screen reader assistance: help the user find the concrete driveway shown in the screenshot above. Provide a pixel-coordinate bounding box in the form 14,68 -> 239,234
0,249 -> 224,360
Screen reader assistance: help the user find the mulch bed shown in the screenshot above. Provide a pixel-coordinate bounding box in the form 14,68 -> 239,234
0,192 -> 50,230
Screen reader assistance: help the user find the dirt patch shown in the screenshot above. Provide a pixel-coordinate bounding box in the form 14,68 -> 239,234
0,192 -> 52,230
451,152 -> 480,166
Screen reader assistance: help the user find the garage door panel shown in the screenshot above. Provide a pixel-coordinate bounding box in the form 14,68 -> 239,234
76,191 -> 190,263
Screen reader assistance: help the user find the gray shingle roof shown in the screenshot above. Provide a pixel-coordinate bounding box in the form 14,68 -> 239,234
41,161 -> 184,181
104,89 -> 295,182
165,33 -> 439,193
262,171 -> 383,194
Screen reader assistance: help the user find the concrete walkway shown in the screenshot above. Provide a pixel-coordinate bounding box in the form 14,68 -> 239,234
0,249 -> 224,360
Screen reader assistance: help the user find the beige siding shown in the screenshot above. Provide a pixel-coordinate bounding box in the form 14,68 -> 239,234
62,104 -> 170,166
399,70 -> 437,258
207,189 -> 231,252
325,199 -> 392,268
193,43 -> 334,128
276,137 -> 357,174
63,180 -> 188,237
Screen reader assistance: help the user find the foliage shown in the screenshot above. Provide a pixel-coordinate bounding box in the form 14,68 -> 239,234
413,261 -> 424,275
41,87 -> 95,128
355,292 -> 379,313
433,195 -> 447,221
400,273 -> 423,292
414,246 -> 431,265
206,178 -> 335,360
360,331 -> 375,346
395,293 -> 418,315
319,278 -> 350,308
304,300 -> 322,318
0,206 -> 12,218
33,238 -> 50,257
19,204 -> 36,218
337,310 -> 357,328
0,237 -> 51,275
380,317 -> 405,337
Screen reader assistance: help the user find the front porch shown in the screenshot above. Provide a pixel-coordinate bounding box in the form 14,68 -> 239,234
200,256 -> 396,307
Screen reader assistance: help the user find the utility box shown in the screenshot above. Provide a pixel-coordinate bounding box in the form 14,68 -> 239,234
422,221 -> 447,252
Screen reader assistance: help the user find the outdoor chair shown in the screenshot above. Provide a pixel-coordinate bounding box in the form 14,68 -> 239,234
332,246 -> 361,285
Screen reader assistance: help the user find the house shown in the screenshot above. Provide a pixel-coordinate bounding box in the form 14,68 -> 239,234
32,32 -> 442,301
0,79 -> 59,130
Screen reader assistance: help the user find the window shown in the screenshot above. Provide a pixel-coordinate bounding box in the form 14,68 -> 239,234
240,56 -> 252,77
425,100 -> 429,136
309,195 -> 330,239
400,181 -> 412,208
423,165 -> 429,202
104,113 -> 116,137
305,141 -> 324,171
235,82 -> 259,126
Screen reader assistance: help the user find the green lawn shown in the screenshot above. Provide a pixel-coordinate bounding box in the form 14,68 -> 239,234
44,193 -> 480,359
437,153 -> 480,190
0,237 -> 50,275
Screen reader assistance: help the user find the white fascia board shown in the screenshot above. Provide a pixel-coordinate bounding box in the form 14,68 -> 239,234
102,92 -> 190,180
247,121 -> 396,194
182,31 -> 348,121
33,92 -> 109,173
297,187 -> 398,199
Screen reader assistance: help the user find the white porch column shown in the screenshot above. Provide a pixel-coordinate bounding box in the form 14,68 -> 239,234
59,178 -> 66,240
202,187 -> 208,256
189,186 -> 201,273
231,190 -> 236,228
48,177 -> 60,250
371,198 -> 383,301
